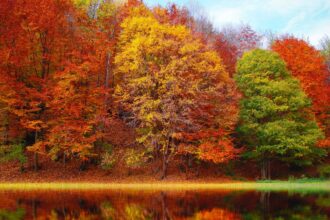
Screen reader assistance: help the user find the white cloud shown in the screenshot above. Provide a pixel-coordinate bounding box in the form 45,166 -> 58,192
265,0 -> 314,15
282,11 -> 307,32
202,0 -> 330,46
208,7 -> 246,27
303,19 -> 330,47
146,0 -> 330,47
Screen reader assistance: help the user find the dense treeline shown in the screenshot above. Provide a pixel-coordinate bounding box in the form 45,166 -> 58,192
0,0 -> 329,179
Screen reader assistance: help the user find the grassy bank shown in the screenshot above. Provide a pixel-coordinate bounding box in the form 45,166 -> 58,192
0,181 -> 329,192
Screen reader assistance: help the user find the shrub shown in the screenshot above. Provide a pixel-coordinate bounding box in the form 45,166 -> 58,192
318,165 -> 330,179
124,149 -> 147,168
0,144 -> 27,165
100,152 -> 117,170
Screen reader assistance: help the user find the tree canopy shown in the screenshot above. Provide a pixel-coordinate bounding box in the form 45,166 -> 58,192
0,0 -> 328,180
235,49 -> 325,178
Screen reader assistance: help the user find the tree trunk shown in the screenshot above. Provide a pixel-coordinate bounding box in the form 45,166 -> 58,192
161,146 -> 168,180
261,159 -> 271,180
20,164 -> 24,173
3,112 -> 9,145
267,160 -> 271,180
195,162 -> 201,178
104,52 -> 111,111
105,52 -> 111,89
34,153 -> 38,172
261,159 -> 266,180
34,131 -> 39,172
184,155 -> 190,180
62,207 -> 66,219
161,139 -> 171,180
97,70 -> 101,87
63,153 -> 66,167
260,191 -> 270,219
89,0 -> 102,19
161,192 -> 170,220
32,199 -> 38,220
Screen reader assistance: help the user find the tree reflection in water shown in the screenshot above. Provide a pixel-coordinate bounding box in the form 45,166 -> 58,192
0,190 -> 329,219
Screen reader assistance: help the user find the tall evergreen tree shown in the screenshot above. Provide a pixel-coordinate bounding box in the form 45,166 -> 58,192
235,49 -> 326,179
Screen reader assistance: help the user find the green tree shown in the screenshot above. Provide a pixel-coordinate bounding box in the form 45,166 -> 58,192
0,144 -> 27,171
235,49 -> 325,179
0,208 -> 25,220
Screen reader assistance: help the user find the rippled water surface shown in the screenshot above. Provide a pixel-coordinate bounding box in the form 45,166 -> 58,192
0,189 -> 329,219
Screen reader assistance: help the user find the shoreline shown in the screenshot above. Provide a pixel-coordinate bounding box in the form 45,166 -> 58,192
0,181 -> 329,192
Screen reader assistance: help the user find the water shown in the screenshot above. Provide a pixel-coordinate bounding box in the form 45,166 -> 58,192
0,190 -> 329,219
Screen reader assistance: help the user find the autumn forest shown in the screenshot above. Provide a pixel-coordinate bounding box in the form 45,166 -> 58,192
0,0 -> 329,182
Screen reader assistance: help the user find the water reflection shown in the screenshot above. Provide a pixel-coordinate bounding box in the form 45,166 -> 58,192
0,190 -> 329,219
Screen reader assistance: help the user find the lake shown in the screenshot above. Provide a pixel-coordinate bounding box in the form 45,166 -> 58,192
0,189 -> 329,219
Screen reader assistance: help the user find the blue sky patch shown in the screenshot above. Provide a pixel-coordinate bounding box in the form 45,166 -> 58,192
144,0 -> 330,47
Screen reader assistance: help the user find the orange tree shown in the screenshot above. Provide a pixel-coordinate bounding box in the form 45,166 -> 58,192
0,0 -> 74,169
272,37 -> 330,147
0,0 -> 113,167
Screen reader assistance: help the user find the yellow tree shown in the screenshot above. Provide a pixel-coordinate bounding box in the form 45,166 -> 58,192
114,6 -> 239,179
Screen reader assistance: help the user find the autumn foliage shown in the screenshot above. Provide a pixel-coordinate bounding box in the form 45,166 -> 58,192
114,5 -> 240,177
0,0 -> 328,180
0,0 -> 112,163
272,37 -> 330,147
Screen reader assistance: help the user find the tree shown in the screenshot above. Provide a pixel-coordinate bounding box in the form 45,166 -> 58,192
114,6 -> 239,179
0,0 -> 113,167
320,35 -> 330,72
213,34 -> 238,77
39,1 -> 112,162
45,58 -> 107,161
0,144 -> 27,171
235,49 -> 325,179
153,3 -> 192,27
194,208 -> 240,220
221,24 -> 262,58
0,0 -> 73,170
153,2 -> 214,44
272,37 -> 330,147
153,4 -> 260,78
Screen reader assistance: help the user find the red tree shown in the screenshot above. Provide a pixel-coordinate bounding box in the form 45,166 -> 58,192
0,0 -> 74,169
213,34 -> 238,77
272,37 -> 330,147
0,0 -> 113,166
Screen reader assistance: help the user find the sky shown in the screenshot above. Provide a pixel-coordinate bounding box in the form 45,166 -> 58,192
144,0 -> 330,47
